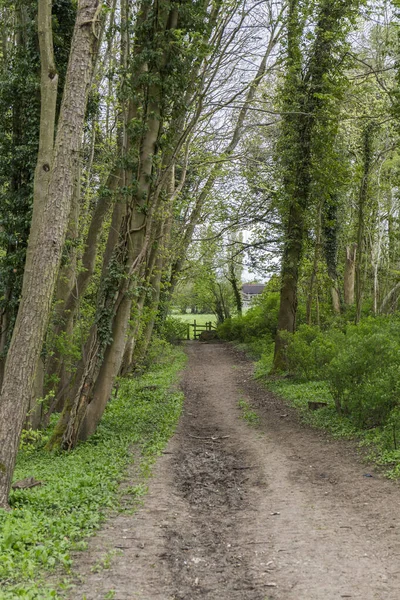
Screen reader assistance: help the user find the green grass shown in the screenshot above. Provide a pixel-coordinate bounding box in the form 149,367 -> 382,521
174,313 -> 216,339
0,344 -> 186,599
237,398 -> 260,426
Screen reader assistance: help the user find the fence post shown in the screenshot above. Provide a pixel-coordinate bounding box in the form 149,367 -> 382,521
187,324 -> 190,340
194,319 -> 197,339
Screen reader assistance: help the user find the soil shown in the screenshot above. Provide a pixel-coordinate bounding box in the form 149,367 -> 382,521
69,342 -> 400,600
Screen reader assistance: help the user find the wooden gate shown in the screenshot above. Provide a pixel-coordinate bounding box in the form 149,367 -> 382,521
187,320 -> 216,340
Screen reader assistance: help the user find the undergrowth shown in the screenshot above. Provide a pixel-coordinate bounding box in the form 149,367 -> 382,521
0,343 -> 186,599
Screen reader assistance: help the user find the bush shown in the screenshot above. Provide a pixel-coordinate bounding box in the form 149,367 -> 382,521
159,317 -> 188,345
218,292 -> 280,348
326,320 -> 400,427
282,324 -> 345,381
281,317 -> 400,429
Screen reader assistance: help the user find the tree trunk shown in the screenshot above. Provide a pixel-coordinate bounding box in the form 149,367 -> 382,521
228,261 -> 242,316
25,358 -> 45,430
331,287 -> 341,314
380,281 -> 400,314
44,167 -> 80,413
306,207 -> 322,325
0,0 -> 101,509
355,124 -> 373,323
323,195 -> 341,315
0,6 -> 44,388
344,244 -> 356,305
78,294 -> 132,441
273,202 -> 304,370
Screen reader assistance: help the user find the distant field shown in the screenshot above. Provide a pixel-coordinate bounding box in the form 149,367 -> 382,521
173,313 -> 216,340
174,313 -> 216,324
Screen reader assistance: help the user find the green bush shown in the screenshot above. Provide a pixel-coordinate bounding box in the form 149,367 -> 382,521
218,291 -> 280,350
281,317 -> 400,429
159,317 -> 188,345
326,320 -> 400,427
282,324 -> 345,381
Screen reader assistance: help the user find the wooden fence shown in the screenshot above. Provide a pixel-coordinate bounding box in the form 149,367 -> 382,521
187,320 -> 216,340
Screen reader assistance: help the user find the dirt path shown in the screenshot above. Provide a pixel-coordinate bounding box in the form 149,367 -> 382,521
71,342 -> 400,600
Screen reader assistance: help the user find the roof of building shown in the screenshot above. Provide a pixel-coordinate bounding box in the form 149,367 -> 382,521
242,284 -> 265,295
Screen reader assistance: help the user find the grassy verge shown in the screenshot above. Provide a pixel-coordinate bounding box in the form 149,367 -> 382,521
234,342 -> 400,480
0,343 -> 186,599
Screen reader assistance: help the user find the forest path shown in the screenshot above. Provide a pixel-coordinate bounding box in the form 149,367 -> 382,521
71,342 -> 400,600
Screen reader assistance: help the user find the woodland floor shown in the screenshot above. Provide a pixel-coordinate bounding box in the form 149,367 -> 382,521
68,342 -> 400,600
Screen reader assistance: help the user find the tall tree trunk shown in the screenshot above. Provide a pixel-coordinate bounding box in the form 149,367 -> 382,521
344,243 -> 356,305
323,195 -> 341,314
306,207 -> 322,325
0,6 -> 40,387
44,168 -> 80,413
272,0 -> 306,370
274,202 -> 305,369
228,261 -> 243,316
0,0 -> 101,509
355,124 -> 373,324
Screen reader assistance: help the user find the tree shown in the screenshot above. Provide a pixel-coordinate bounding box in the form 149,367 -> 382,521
0,0 -> 102,509
273,0 -> 362,370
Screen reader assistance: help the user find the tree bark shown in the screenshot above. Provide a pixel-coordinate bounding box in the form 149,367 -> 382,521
0,0 -> 101,509
0,4 -> 50,388
323,195 -> 341,315
44,168 -> 80,414
273,202 -> 304,369
78,294 -> 132,441
228,262 -> 243,316
344,244 -> 357,305
355,124 -> 373,323
306,207 -> 322,325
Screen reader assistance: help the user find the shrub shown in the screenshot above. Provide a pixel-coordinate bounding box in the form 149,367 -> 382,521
326,320 -> 400,427
159,317 -> 188,345
218,292 -> 280,347
282,317 -> 400,429
283,324 -> 345,381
